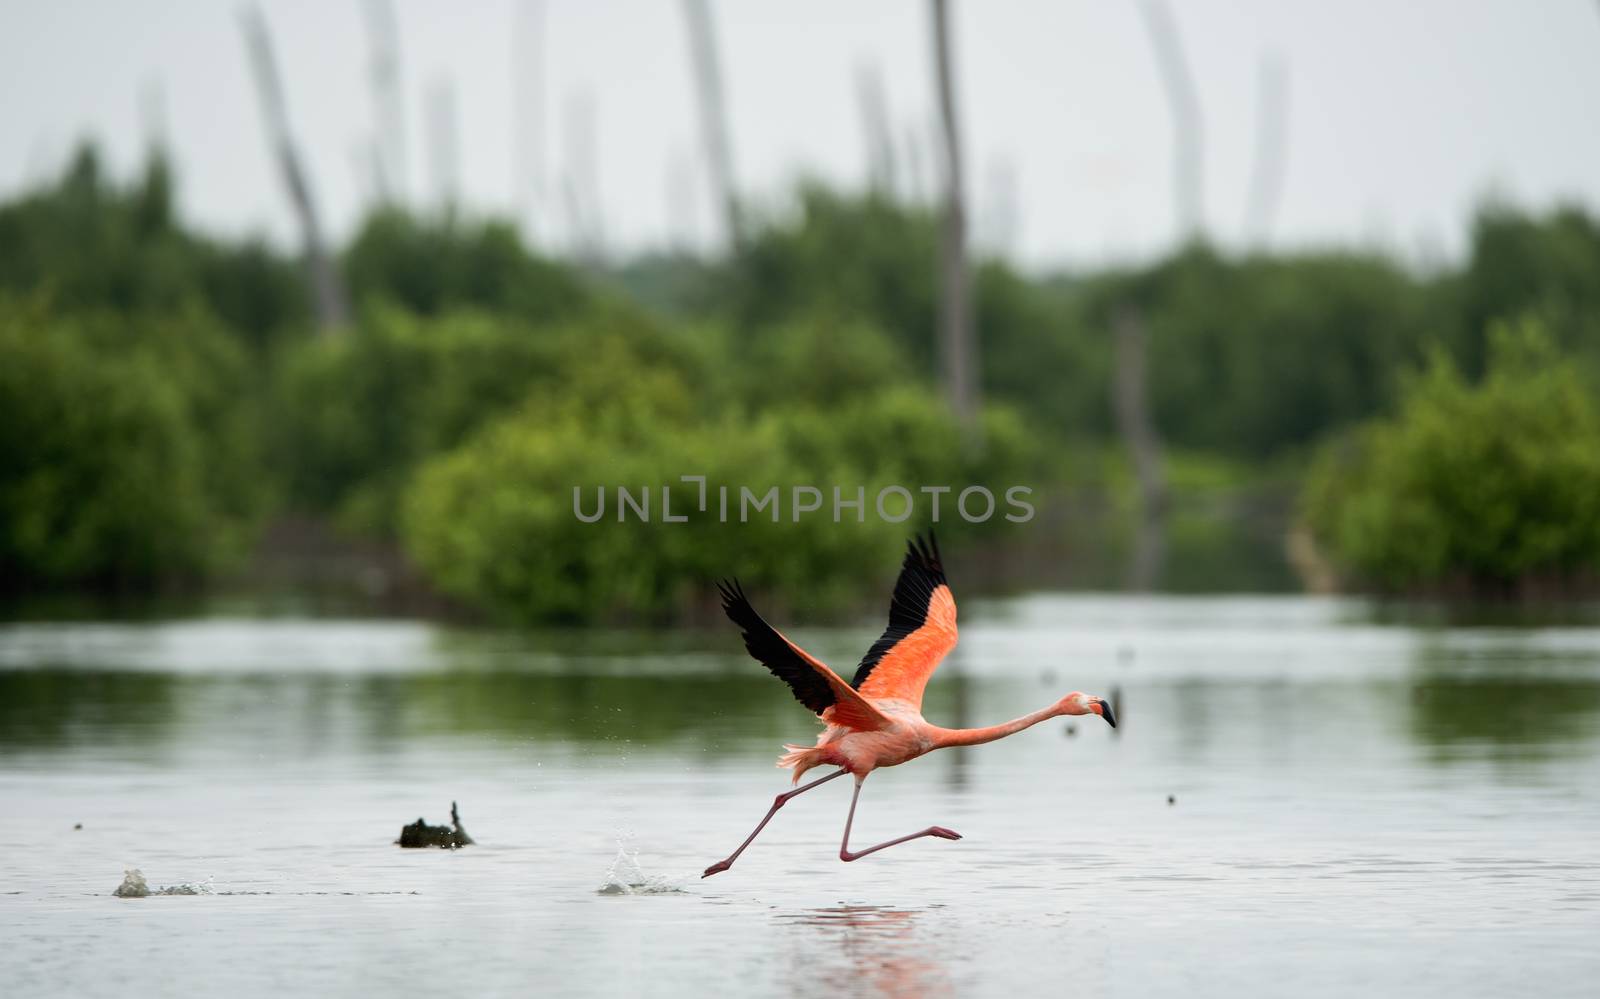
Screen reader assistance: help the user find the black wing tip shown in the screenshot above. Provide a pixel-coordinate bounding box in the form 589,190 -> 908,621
715,574 -> 837,717
717,577 -> 751,616
905,531 -> 946,582
852,532 -> 951,687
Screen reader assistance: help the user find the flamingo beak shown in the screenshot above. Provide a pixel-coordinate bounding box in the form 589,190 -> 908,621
1096,698 -> 1117,728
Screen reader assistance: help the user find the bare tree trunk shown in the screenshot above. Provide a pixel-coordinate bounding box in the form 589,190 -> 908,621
680,0 -> 743,253
240,5 -> 349,332
930,0 -> 980,443
512,0 -> 547,240
424,76 -> 461,213
902,120 -> 929,205
1113,305 -> 1168,590
361,0 -> 406,205
1127,506 -> 1167,593
979,155 -> 1019,258
855,60 -> 896,194
1114,305 -> 1168,517
138,77 -> 168,155
1243,53 -> 1289,246
1137,0 -> 1204,243
562,88 -> 604,264
665,147 -> 699,251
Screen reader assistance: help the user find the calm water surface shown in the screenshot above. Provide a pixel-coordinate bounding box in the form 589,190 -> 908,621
2,595 -> 1598,997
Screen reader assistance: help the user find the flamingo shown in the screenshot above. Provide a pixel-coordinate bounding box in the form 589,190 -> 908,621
703,533 -> 1115,878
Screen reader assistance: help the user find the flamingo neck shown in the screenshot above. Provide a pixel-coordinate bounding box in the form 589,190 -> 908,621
930,703 -> 1064,749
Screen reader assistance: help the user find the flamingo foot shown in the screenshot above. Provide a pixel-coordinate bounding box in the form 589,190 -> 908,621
702,860 -> 732,878
839,825 -> 964,862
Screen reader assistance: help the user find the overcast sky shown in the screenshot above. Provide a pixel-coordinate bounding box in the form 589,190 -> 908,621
3,1 -> 1599,268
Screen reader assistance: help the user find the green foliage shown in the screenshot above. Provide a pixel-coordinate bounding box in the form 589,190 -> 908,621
769,387 -> 1043,525
399,342 -> 1032,624
978,265 -> 1112,440
0,146 -> 308,349
274,304 -> 695,535
727,184 -> 938,354
1302,322 -> 1600,593
598,250 -> 723,320
735,314 -> 913,409
719,185 -> 1112,446
344,208 -> 591,322
404,410 -> 869,624
10,143 -> 1600,612
707,189 -> 1452,462
1456,202 -> 1600,374
1122,245 -> 1437,458
0,300 -> 266,588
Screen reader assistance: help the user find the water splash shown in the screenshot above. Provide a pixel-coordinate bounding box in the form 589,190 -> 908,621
154,877 -> 215,896
112,869 -> 214,898
595,835 -> 685,895
113,869 -> 148,898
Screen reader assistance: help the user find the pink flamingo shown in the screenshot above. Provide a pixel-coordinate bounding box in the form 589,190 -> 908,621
704,534 -> 1115,878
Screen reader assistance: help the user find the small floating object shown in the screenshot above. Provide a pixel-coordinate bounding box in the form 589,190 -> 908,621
397,800 -> 474,849
1167,795 -> 1176,806
74,823 -> 82,831
1063,724 -> 1077,737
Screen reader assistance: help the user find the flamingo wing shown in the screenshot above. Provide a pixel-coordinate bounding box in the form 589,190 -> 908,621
850,534 -> 958,709
719,579 -> 891,732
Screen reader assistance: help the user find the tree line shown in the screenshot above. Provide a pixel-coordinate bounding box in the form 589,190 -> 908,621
4,146 -> 1598,616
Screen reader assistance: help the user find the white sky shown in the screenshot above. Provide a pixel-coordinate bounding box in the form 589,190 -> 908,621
3,1 -> 1599,269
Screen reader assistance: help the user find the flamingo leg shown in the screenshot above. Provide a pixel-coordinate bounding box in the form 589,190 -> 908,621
838,774 -> 962,863
702,768 -> 849,878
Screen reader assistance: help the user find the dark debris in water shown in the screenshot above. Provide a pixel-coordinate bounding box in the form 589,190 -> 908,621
397,800 -> 474,849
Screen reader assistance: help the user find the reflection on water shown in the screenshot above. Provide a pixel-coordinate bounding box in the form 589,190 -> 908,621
0,661 -> 813,758
0,668 -> 177,751
776,906 -> 949,999
1061,506 -> 1299,594
5,609 -> 1600,773
1406,639 -> 1600,765
1408,675 -> 1600,754
935,665 -> 975,790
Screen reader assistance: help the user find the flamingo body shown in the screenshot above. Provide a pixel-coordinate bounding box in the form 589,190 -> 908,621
783,706 -> 934,780
704,534 -> 1114,878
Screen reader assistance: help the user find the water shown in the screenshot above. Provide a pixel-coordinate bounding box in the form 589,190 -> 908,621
2,595 -> 1598,997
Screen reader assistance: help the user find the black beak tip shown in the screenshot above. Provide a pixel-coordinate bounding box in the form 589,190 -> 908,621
1099,699 -> 1117,728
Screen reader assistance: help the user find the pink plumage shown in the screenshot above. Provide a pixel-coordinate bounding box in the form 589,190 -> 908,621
704,534 -> 1115,878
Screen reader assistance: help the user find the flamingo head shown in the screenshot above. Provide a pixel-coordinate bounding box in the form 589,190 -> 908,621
1060,691 -> 1117,728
